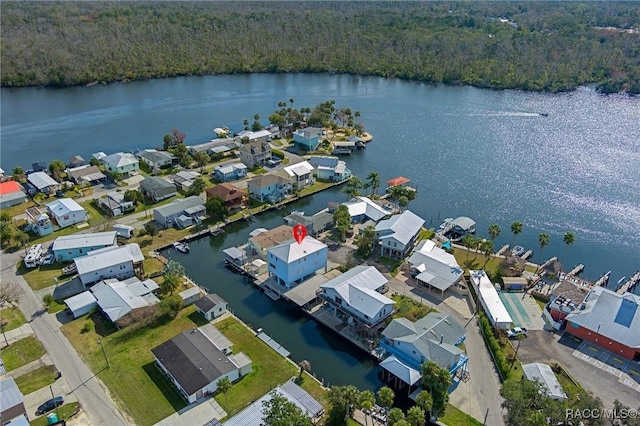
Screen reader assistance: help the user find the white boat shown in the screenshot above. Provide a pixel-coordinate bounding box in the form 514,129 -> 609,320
511,245 -> 525,257
173,241 -> 190,253
438,218 -> 454,232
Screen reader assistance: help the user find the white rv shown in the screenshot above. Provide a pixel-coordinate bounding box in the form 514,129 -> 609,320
113,224 -> 135,239
24,244 -> 44,268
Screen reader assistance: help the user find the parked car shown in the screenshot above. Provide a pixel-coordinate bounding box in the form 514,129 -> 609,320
506,327 -> 528,339
36,396 -> 64,415
40,254 -> 54,265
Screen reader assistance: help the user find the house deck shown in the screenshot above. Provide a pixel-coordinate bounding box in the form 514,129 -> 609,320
309,305 -> 377,355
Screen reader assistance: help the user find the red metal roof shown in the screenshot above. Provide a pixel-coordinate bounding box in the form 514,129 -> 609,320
0,181 -> 23,195
386,176 -> 410,187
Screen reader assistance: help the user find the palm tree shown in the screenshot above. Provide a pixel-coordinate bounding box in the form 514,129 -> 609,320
406,406 -> 426,426
14,230 -> 30,247
415,390 -> 433,415
562,231 -> 575,261
366,172 -> 380,196
161,274 -> 180,295
537,233 -> 551,269
387,408 -> 405,425
376,386 -> 395,414
488,224 -> 501,243
358,390 -> 376,426
217,376 -> 232,409
482,240 -> 495,268
297,360 -> 311,383
510,221 -> 523,249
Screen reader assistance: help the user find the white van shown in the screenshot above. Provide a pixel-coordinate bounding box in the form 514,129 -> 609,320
24,244 -> 44,268
113,224 -> 135,239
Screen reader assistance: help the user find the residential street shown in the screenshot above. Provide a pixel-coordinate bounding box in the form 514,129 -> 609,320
1,248 -> 128,425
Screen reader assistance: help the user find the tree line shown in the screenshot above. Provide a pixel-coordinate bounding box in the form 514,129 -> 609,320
1,1 -> 638,93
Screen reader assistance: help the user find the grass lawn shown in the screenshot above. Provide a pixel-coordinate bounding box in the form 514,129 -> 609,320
3,200 -> 36,218
142,257 -> 166,277
392,295 -> 434,321
347,419 -> 360,426
299,181 -> 333,197
30,402 -> 80,426
44,299 -> 67,314
1,336 -> 45,371
0,307 -> 27,332
379,257 -> 402,275
128,227 -> 191,253
453,248 -> 502,276
29,225 -> 80,245
61,306 -> 208,426
440,403 -> 484,426
17,262 -> 68,291
214,317 -> 297,417
14,365 -> 59,395
418,228 -> 435,241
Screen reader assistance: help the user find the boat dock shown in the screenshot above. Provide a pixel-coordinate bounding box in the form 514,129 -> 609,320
539,256 -> 558,271
567,264 -> 584,277
593,271 -> 611,287
520,250 -> 533,260
256,331 -> 290,358
496,244 -> 510,256
616,271 -> 640,294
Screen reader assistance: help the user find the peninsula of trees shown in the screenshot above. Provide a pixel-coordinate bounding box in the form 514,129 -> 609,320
1,1 -> 639,93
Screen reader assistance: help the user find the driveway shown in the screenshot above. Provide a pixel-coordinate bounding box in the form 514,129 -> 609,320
516,330 -> 640,409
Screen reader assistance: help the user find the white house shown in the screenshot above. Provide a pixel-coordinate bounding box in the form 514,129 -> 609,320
74,244 -> 144,287
522,363 -> 567,401
194,293 -> 228,321
91,277 -> 160,325
375,210 -> 425,258
407,240 -> 464,296
138,149 -> 176,170
469,270 -> 513,329
267,236 -> 328,288
319,265 -> 395,327
64,291 -> 98,319
100,152 -> 139,177
151,326 -> 252,404
280,160 -> 315,191
52,231 -> 118,262
46,198 -> 88,228
27,171 -> 59,194
342,196 -> 392,223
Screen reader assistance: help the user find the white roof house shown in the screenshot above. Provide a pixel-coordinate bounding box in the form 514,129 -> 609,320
267,236 -> 328,288
282,161 -> 314,178
469,270 -> 513,328
46,198 -> 88,227
27,171 -> 58,191
75,244 -> 144,283
408,240 -> 464,293
101,152 -> 138,169
320,265 -> 394,325
379,355 -> 422,386
91,277 -> 159,323
375,210 -> 425,258
64,291 -> 98,319
522,363 -> 567,400
52,231 -> 118,252
268,236 -> 327,263
342,196 -> 391,222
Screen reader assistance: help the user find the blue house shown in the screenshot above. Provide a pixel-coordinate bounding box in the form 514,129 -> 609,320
293,127 -> 323,151
214,163 -> 248,182
267,236 -> 328,288
307,156 -> 352,182
247,174 -> 291,204
52,231 -> 118,262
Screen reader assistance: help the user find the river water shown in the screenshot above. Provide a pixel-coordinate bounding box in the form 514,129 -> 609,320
2,74 -> 639,389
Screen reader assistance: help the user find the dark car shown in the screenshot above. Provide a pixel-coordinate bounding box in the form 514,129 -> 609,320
36,396 -> 64,415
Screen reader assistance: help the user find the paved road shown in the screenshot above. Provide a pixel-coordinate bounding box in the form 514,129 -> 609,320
1,249 -> 129,426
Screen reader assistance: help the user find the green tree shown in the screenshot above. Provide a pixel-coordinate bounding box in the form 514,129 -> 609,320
262,392 -> 313,426
421,361 -> 451,419
12,166 -> 25,182
500,378 -> 565,426
243,118 -> 249,130
144,222 -> 158,237
194,152 -> 210,172
377,386 -> 395,413
163,134 -> 173,151
342,176 -> 363,200
206,196 -> 228,221
159,294 -> 183,319
297,359 -> 311,383
394,420 -> 410,426
367,171 -> 380,196
161,273 -> 180,295
481,239 -> 495,268
188,177 -> 206,196
415,390 -> 433,415
406,406 -> 426,426
217,376 -> 232,410
163,260 -> 185,277
537,233 -> 551,268
327,385 -> 361,425
387,407 -> 405,425
359,390 -> 376,426
333,204 -> 351,242
398,195 -> 409,210
510,221 -> 523,253
124,189 -> 143,205
562,231 -> 575,261
13,230 -> 30,247
354,225 -> 376,258
48,159 -> 66,182
488,223 -> 501,242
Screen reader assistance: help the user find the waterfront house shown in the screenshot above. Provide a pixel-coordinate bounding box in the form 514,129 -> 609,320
74,243 -> 144,287
564,287 -> 640,361
180,287 -> 203,307
407,239 -> 465,296
194,293 -> 228,321
247,225 -> 293,260
0,181 -> 27,209
246,174 -> 291,204
67,155 -> 86,168
283,210 -> 334,237
293,127 -> 323,151
332,141 -> 356,155
380,312 -> 469,390
46,198 -> 88,228
280,160 -> 315,191
342,196 -> 392,223
223,380 -> 324,426
27,171 -> 59,194
239,140 -> 271,168
205,183 -> 248,212
90,277 -> 160,326
213,162 -> 248,182
67,165 -> 106,186
137,149 -> 177,170
100,152 -> 139,178
444,216 -> 476,242
98,192 -> 135,217
0,377 -> 28,424
307,156 -> 352,182
153,195 -> 205,229
319,265 -> 394,331
167,170 -> 201,192
374,210 -> 425,258
522,363 -> 567,401
25,207 -> 53,236
139,176 -> 177,202
92,152 -> 107,162
151,326 -> 252,404
52,231 -> 118,262
223,247 -> 249,270
187,138 -> 239,157
542,279 -> 590,330
267,236 -> 328,288
469,270 -> 513,329
237,129 -> 272,142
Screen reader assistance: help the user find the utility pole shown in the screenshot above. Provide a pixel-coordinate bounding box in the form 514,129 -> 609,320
97,339 -> 109,368
50,384 -> 61,420
483,408 -> 489,425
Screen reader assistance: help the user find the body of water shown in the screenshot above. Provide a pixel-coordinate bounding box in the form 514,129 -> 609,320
2,74 -> 639,389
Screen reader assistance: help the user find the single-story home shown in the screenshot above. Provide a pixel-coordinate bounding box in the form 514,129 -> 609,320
75,244 -> 145,287
137,149 -> 177,170
67,155 -> 86,168
98,192 -> 135,217
342,196 -> 392,223
100,152 -> 139,178
522,363 -> 567,401
67,165 -> 106,185
194,293 -> 228,321
64,291 -> 98,319
151,326 -> 252,404
0,181 -> 27,209
407,239 -> 465,296
153,196 -> 205,229
139,177 -> 177,202
307,156 -> 352,182
46,198 -> 88,228
180,287 -> 203,307
27,171 -> 59,194
283,210 -> 334,237
0,377 -> 28,424
188,138 -> 239,156
205,183 -> 248,212
91,277 -> 160,326
52,231 -> 118,262
213,163 -> 248,182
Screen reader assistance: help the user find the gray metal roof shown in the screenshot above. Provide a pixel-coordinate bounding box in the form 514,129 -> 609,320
522,363 -> 567,400
91,279 -> 159,322
140,176 -> 176,192
154,196 -> 204,218
375,210 -> 425,246
284,274 -> 329,306
199,323 -> 233,352
53,231 -> 117,251
75,244 -> 144,275
27,171 -> 57,189
408,240 -> 463,292
194,293 -> 228,313
65,291 -> 97,313
0,377 -> 24,411
451,216 -> 476,231
138,149 -> 175,163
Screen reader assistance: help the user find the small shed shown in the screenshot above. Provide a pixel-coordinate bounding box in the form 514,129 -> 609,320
65,291 -> 98,318
194,293 -> 228,321
179,287 -> 203,307
502,276 -> 528,291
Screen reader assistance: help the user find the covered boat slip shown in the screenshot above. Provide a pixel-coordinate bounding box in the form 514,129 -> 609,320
282,269 -> 342,310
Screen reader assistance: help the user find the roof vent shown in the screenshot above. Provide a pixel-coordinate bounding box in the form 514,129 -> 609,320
440,335 -> 444,344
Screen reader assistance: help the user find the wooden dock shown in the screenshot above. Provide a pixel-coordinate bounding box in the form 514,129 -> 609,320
617,271 -> 640,294
496,244 -> 510,256
520,250 -> 533,260
538,256 -> 558,271
593,271 -> 611,287
567,264 -> 584,277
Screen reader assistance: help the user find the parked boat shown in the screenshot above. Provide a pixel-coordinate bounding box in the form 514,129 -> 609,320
61,263 -> 77,276
438,218 -> 454,233
173,241 -> 190,253
511,245 -> 525,257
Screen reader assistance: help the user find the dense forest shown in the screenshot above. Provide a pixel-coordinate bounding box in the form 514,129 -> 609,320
2,1 -> 639,93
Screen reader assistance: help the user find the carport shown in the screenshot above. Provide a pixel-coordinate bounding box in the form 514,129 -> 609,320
65,291 -> 97,319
